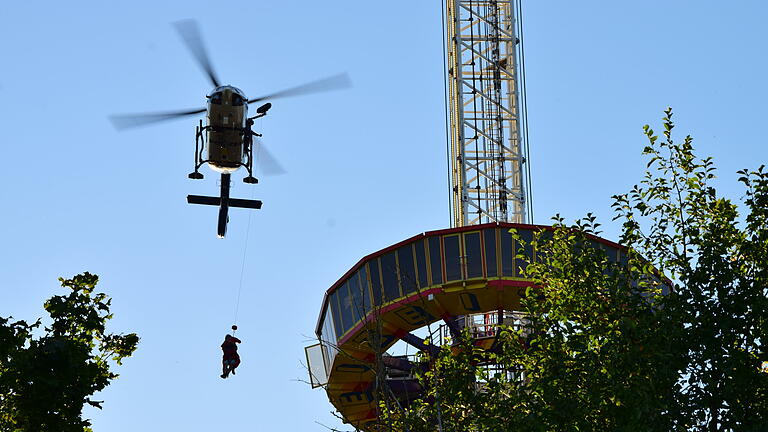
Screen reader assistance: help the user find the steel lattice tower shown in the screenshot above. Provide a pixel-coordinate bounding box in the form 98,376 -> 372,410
445,0 -> 531,226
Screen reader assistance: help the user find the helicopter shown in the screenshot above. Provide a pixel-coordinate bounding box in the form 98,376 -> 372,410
111,20 -> 350,238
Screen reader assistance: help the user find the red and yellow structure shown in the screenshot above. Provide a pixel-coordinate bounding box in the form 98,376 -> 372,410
306,222 -> 628,429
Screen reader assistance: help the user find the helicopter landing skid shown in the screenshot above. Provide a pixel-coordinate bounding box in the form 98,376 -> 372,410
189,120 -> 260,184
187,173 -> 262,238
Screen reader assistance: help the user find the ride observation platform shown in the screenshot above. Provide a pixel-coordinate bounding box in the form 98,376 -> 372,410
305,222 -> 632,428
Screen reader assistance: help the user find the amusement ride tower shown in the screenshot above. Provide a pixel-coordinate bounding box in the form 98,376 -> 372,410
304,2 -> 628,429
446,0 -> 532,227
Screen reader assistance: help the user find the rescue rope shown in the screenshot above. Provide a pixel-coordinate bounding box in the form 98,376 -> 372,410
231,119 -> 263,332
231,211 -> 251,332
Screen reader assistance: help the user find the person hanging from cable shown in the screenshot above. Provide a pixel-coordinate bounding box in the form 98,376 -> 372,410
220,325 -> 241,379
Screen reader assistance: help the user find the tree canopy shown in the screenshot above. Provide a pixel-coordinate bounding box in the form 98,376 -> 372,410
0,272 -> 139,432
377,109 -> 768,431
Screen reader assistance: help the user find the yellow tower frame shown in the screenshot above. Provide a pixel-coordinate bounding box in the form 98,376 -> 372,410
445,0 -> 531,226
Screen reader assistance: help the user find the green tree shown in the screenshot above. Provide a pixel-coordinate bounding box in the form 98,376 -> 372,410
613,109 -> 768,430
0,272 -> 139,432
380,222 -> 679,432
378,109 -> 768,431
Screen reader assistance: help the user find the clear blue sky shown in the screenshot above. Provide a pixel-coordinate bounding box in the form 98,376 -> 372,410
1,1 -> 767,430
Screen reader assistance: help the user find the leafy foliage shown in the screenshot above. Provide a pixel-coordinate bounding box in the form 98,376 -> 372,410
612,108 -> 768,430
0,273 -> 139,432
377,109 -> 768,431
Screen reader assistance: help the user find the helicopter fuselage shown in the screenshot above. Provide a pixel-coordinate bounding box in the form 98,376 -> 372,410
205,85 -> 249,173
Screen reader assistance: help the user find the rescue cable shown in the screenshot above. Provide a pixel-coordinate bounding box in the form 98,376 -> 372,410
230,119 -> 264,334
231,175 -> 256,334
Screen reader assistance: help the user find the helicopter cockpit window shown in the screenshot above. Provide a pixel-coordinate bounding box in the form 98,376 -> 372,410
231,94 -> 244,106
210,93 -> 223,105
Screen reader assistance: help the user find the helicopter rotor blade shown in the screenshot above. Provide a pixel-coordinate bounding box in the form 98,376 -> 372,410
174,19 -> 221,88
247,73 -> 351,104
109,107 -> 207,130
254,138 -> 286,176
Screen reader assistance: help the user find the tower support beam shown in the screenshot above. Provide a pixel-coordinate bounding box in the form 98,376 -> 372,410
445,0 -> 530,226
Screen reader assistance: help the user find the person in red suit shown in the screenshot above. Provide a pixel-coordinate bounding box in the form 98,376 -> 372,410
220,334 -> 242,378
